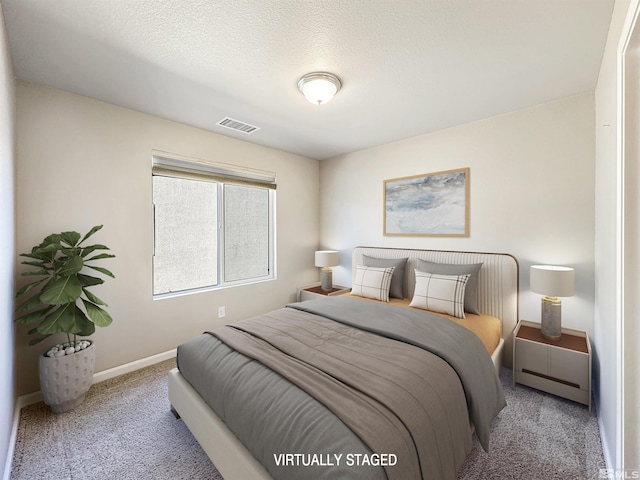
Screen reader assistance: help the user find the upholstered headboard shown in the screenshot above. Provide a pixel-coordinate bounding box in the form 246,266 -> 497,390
352,246 -> 519,368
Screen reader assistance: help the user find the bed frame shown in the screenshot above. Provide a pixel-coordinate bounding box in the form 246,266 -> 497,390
169,247 -> 519,480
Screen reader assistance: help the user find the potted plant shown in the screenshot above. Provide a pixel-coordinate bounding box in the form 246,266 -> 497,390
15,225 -> 115,413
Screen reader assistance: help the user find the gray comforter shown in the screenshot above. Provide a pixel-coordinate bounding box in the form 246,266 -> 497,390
177,296 -> 505,480
289,297 -> 506,451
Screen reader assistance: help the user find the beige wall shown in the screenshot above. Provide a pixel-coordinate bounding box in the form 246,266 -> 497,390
320,94 -> 595,337
0,4 -> 16,479
14,81 -> 320,395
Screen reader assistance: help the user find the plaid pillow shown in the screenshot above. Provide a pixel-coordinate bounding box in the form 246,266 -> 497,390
362,255 -> 408,299
409,271 -> 471,318
416,260 -> 483,314
351,265 -> 396,302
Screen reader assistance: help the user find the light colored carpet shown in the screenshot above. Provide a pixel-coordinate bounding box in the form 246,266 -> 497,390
458,367 -> 605,479
11,359 -> 222,480
11,360 -> 605,479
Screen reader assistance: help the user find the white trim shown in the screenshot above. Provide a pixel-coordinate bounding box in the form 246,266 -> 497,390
616,0 -> 640,470
6,348 -> 177,479
92,348 -> 177,384
600,412 -> 616,473
616,24 -> 625,471
15,390 -> 41,409
3,400 -> 21,480
14,348 -> 177,410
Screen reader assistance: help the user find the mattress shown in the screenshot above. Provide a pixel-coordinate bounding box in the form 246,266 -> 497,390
176,296 -> 505,480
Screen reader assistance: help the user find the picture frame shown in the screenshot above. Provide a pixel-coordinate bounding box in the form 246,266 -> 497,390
383,167 -> 469,237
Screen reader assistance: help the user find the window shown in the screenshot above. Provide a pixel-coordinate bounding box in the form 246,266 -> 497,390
152,154 -> 276,297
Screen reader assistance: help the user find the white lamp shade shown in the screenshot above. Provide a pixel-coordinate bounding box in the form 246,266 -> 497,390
298,73 -> 341,105
315,250 -> 339,268
530,265 -> 575,297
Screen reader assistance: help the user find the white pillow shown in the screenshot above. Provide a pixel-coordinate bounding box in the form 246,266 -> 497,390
351,265 -> 396,302
409,271 -> 471,318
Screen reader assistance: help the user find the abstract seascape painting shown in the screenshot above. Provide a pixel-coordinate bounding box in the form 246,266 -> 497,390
384,168 -> 469,236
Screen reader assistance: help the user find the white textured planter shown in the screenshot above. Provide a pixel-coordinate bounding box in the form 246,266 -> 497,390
39,341 -> 95,413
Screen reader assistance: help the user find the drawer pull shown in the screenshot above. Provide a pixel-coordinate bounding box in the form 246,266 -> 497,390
522,369 -> 580,389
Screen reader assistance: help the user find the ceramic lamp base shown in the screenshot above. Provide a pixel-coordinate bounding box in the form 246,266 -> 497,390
541,296 -> 562,340
320,268 -> 333,292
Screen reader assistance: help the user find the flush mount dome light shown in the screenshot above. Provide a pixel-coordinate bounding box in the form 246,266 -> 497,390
297,72 -> 342,105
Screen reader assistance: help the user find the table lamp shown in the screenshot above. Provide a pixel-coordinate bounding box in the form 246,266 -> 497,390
315,250 -> 339,292
530,265 -> 575,340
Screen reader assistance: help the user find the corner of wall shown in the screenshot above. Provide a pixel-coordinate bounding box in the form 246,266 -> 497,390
0,3 -> 17,479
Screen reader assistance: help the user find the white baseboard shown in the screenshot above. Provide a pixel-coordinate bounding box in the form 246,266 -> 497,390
6,348 -> 178,480
3,397 -> 21,480
92,348 -> 177,384
593,389 -> 616,472
598,410 -> 615,471
17,348 -> 177,408
590,377 -> 613,472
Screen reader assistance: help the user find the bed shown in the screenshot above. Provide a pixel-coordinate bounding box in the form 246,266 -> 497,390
168,247 -> 519,480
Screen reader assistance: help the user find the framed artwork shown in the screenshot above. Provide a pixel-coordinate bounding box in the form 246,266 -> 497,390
384,167 -> 469,237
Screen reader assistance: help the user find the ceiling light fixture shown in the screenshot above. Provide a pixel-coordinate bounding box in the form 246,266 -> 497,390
297,72 -> 342,105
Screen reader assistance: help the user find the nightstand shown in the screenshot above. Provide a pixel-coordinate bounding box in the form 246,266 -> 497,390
513,320 -> 591,411
297,283 -> 350,302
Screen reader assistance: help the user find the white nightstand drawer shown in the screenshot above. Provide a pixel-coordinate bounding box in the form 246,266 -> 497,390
515,339 -> 548,375
549,347 -> 589,389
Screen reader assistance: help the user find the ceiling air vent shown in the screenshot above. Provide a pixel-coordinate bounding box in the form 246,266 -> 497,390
216,117 -> 260,135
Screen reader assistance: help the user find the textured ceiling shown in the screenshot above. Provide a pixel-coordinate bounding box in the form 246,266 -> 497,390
1,0 -> 614,160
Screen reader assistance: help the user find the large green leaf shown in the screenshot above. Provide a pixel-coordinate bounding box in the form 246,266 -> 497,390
77,273 -> 104,287
79,225 -> 103,244
20,260 -> 48,269
29,334 -> 51,346
60,247 -> 80,258
80,245 -> 109,257
37,304 -> 76,334
82,288 -> 107,306
76,311 -> 96,336
86,253 -> 115,261
82,300 -> 113,327
15,307 -> 54,324
41,234 -> 62,246
21,269 -> 50,276
70,306 -> 95,336
16,293 -> 46,313
37,304 -> 94,336
57,255 -> 83,277
20,251 -> 54,262
60,231 -> 81,247
39,275 -> 82,305
86,265 -> 115,278
52,257 -> 71,272
15,278 -> 47,297
33,242 -> 62,254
